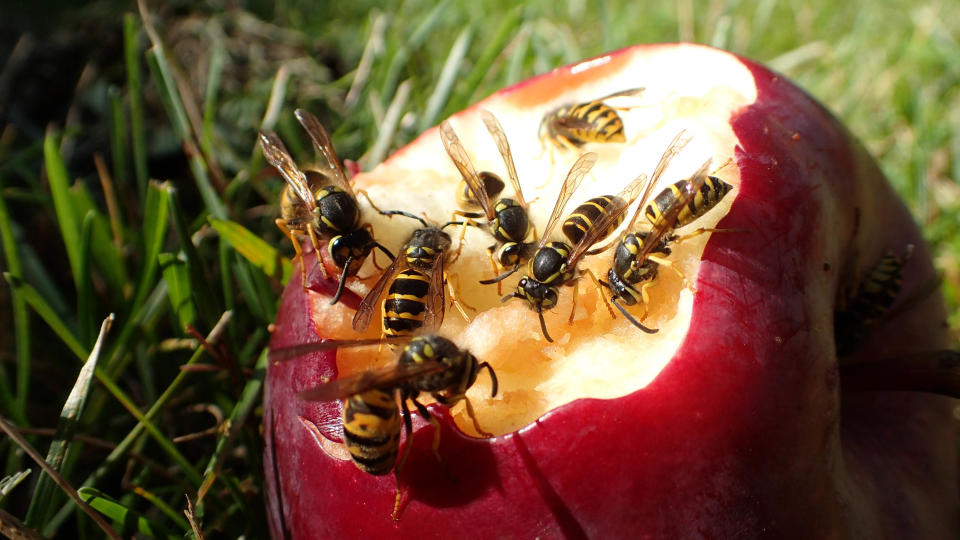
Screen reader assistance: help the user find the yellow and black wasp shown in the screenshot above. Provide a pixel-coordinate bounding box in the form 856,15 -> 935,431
502,151 -> 655,342
834,245 -> 914,356
539,87 -> 646,151
603,140 -> 735,331
259,109 -> 393,303
352,214 -> 467,342
441,111 -> 535,288
269,334 -> 499,521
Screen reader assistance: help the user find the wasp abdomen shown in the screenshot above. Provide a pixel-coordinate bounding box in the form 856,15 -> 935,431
562,196 -> 625,245
382,269 -> 430,338
645,176 -> 733,228
342,389 -> 401,475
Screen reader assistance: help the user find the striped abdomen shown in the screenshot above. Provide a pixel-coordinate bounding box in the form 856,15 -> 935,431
342,389 -> 401,475
382,268 -> 430,339
562,196 -> 626,246
645,176 -> 733,229
548,102 -> 626,147
834,250 -> 908,356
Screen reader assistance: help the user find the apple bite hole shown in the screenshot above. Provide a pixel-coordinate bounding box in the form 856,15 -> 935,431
300,45 -> 757,438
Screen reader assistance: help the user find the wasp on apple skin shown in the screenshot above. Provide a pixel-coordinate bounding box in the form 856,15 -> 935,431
269,334 -> 499,521
442,111 -> 536,288
834,245 -> 914,356
259,109 -> 394,303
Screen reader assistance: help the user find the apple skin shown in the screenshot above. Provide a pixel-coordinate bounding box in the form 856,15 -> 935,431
263,43 -> 957,538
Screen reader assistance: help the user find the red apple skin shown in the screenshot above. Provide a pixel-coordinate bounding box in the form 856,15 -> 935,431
263,43 -> 957,538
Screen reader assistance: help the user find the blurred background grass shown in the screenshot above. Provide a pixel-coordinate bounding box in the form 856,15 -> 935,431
0,0 -> 957,537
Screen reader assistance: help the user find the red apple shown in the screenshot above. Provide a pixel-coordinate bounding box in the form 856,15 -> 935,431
263,43 -> 957,538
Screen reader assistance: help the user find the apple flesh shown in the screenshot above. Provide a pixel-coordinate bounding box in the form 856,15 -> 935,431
264,43 -> 957,538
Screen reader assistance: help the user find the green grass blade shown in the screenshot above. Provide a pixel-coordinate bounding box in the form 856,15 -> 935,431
25,315 -> 114,527
419,26 -> 473,132
144,45 -> 227,220
0,185 -> 30,425
0,416 -> 122,539
209,218 -> 291,283
158,252 -> 196,329
78,487 -> 181,540
94,374 -> 203,488
131,181 -> 171,314
4,273 -> 85,361
46,311 -> 233,533
72,183 -> 129,302
124,13 -> 148,199
108,86 -> 128,189
378,0 -> 449,106
168,186 -> 220,327
44,128 -> 82,287
132,486 -> 190,532
368,79 -> 412,167
456,5 -> 524,107
0,470 -> 31,502
201,36 -> 225,159
197,349 -> 266,504
76,211 -> 96,345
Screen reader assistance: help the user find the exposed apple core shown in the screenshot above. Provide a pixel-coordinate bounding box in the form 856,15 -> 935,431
305,44 -> 756,437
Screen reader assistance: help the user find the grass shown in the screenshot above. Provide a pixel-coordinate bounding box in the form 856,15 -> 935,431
0,0 -> 957,536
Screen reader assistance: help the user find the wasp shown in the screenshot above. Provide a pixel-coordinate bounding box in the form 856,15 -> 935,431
441,111 -> 535,288
259,109 -> 393,303
352,215 -> 467,342
539,87 -> 646,151
269,334 -> 499,521
603,141 -> 735,331
834,245 -> 914,356
500,150 -> 656,342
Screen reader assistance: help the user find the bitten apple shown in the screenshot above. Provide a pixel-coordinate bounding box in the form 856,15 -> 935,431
264,43 -> 957,538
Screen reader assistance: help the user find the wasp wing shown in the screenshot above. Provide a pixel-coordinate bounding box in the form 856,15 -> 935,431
481,110 -> 527,209
297,360 -> 446,402
259,130 -> 317,212
294,108 -> 355,198
440,120 -> 495,221
537,152 -> 598,250
565,169 -> 653,269
421,253 -> 447,333
268,336 -> 413,364
633,158 -> 712,264
621,130 -> 693,238
352,250 -> 409,333
596,87 -> 646,102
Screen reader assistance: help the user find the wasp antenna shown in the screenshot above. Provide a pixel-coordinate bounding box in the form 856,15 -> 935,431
380,209 -> 429,228
611,298 -> 658,334
330,258 -> 353,305
479,362 -> 499,397
480,265 -> 520,285
537,308 -> 554,343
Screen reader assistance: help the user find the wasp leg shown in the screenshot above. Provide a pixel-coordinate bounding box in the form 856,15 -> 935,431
276,218 -> 310,287
463,396 -> 493,438
356,189 -> 385,215
585,268 -> 617,320
647,254 -> 691,291
485,245 -> 503,295
305,223 -> 329,280
445,272 -> 475,322
392,390 -> 414,523
568,278 -> 580,326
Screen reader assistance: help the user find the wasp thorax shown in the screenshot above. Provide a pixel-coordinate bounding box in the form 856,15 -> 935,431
315,187 -> 361,235
530,242 -> 570,283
